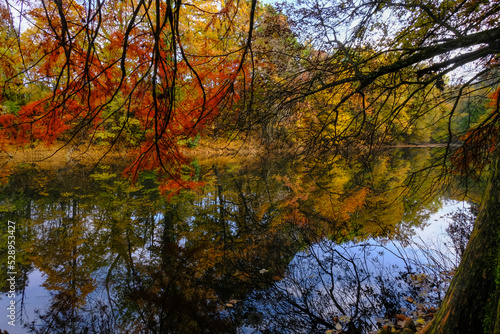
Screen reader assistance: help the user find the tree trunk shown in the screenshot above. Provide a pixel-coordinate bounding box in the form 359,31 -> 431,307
426,151 -> 500,333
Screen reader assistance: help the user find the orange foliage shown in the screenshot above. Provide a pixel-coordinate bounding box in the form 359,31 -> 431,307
0,0 -> 256,192
338,187 -> 369,220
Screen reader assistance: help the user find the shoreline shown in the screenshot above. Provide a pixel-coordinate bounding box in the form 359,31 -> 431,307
0,140 -> 458,169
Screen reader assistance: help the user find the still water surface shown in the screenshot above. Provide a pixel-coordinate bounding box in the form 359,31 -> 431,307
0,148 -> 479,333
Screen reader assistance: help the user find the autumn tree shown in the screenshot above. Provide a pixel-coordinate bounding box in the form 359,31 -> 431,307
0,0 -> 259,182
267,0 -> 498,151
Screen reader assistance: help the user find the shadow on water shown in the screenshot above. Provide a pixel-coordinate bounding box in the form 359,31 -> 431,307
0,148 -> 481,333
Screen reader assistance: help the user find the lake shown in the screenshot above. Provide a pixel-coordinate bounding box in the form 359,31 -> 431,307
0,147 -> 481,333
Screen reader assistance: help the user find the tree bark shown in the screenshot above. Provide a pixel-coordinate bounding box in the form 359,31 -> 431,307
426,150 -> 500,333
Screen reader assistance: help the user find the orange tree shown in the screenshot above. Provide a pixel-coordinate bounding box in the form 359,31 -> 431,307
0,0 -> 259,185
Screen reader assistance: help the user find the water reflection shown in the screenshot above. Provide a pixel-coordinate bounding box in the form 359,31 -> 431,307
237,230 -> 457,333
0,149 -> 479,333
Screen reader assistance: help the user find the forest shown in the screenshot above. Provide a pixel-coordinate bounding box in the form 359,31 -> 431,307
0,0 -> 499,333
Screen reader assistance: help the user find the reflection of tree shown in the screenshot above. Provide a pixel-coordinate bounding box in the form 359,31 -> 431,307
0,149 -> 472,332
107,160 -> 302,333
1,160 -> 299,332
278,148 -> 458,242
445,203 -> 477,259
239,239 -> 454,334
111,217 -> 238,333
27,299 -> 115,334
0,167 -> 43,325
31,198 -> 96,304
0,164 -> 160,333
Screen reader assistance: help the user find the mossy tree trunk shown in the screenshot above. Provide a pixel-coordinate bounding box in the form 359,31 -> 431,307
426,150 -> 500,334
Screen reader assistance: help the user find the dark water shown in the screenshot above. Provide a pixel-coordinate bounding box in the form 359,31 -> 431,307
0,148 -> 479,333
